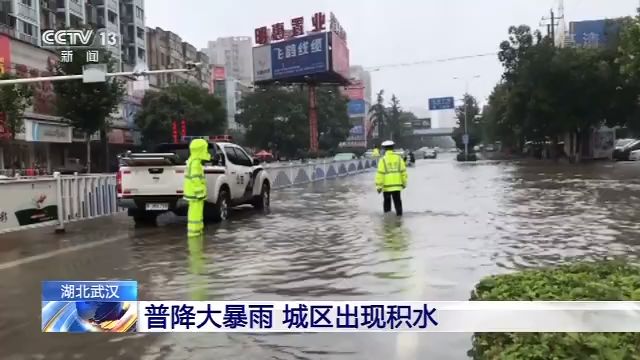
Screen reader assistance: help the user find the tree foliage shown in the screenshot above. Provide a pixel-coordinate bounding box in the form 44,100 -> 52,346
481,20 -> 640,154
51,49 -> 124,139
452,93 -> 481,151
0,72 -> 33,140
469,261 -> 640,360
136,82 -> 226,147
51,49 -> 125,172
236,85 -> 350,157
368,90 -> 387,141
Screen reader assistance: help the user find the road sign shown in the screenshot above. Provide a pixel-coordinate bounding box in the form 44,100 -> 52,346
462,134 -> 469,145
82,64 -> 107,83
429,97 -> 455,111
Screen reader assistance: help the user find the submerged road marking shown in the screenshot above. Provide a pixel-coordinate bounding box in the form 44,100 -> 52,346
0,233 -> 131,271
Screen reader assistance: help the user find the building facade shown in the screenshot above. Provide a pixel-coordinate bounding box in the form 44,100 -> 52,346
0,0 -> 147,172
145,26 -> 209,89
202,36 -> 252,83
202,36 -> 254,132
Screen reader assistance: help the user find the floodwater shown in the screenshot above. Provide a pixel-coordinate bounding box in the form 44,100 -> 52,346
1,154 -> 640,360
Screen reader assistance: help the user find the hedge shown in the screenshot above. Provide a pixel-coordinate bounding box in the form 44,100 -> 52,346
468,261 -> 640,360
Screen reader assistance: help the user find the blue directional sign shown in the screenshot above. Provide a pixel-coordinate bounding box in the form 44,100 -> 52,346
271,32 -> 329,80
348,99 -> 366,116
428,97 -> 455,111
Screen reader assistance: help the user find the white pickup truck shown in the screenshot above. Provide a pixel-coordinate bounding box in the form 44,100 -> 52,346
116,141 -> 271,225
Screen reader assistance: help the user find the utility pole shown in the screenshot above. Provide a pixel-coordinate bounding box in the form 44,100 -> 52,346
541,8 -> 564,46
551,9 -> 555,43
454,75 -> 480,161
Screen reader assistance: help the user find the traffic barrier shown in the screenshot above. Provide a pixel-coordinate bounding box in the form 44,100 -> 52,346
0,158 -> 377,234
265,158 -> 377,189
0,173 -> 119,235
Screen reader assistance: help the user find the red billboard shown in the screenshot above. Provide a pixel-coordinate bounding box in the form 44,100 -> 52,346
0,34 -> 10,75
214,66 -> 225,80
344,80 -> 364,100
331,32 -> 349,81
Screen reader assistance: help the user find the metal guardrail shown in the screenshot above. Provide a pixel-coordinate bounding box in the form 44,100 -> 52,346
0,173 -> 119,235
265,158 -> 378,190
0,158 -> 377,234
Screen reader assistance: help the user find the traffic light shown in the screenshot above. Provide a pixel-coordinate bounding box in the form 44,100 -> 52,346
172,120 -> 178,144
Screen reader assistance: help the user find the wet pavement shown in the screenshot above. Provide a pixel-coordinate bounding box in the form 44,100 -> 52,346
2,154 -> 640,359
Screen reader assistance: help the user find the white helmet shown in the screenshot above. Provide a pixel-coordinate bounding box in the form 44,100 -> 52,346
381,140 -> 395,147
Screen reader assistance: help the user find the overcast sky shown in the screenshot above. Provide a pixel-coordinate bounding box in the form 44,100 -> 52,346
147,0 -> 639,123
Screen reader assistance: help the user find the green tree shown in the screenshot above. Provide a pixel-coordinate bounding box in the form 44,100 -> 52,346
452,93 -> 481,151
236,85 -> 350,157
368,90 -> 387,142
51,49 -> 125,172
484,22 -> 638,158
236,86 -> 307,157
387,94 -> 403,143
316,86 -> 351,152
136,82 -> 226,148
0,72 -> 33,170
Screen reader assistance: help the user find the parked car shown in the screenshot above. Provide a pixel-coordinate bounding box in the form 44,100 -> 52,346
413,149 -> 426,159
630,149 -> 640,161
613,139 -> 640,161
333,153 -> 358,161
54,158 -> 87,175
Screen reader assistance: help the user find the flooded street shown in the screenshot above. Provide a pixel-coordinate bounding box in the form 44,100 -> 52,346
2,154 -> 640,359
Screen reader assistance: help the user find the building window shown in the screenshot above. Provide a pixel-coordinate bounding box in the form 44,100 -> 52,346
22,21 -> 34,36
107,10 -> 117,24
21,0 -> 33,7
135,6 -> 144,20
136,27 -> 144,40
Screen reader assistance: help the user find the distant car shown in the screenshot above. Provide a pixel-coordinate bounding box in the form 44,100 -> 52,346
413,149 -> 425,159
423,148 -> 437,159
630,149 -> 640,161
614,139 -> 640,161
333,153 -> 357,161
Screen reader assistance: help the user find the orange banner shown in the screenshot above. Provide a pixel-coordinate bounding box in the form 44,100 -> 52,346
0,34 -> 11,75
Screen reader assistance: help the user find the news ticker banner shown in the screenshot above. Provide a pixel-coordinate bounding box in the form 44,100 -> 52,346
42,281 -> 640,333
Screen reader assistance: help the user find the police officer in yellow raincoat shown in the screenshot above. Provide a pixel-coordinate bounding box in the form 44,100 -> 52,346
375,140 -> 408,216
372,146 -> 381,158
183,139 -> 211,237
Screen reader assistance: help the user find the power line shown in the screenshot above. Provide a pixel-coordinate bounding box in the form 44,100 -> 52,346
363,52 -> 499,72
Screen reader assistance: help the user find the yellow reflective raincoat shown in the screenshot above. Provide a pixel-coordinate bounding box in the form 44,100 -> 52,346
375,150 -> 408,192
372,147 -> 381,158
184,139 -> 211,236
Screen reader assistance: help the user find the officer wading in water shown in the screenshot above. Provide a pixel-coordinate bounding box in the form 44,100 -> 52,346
375,140 -> 408,216
183,138 -> 211,237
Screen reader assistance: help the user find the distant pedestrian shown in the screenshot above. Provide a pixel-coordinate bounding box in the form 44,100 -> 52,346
375,140 -> 408,216
372,146 -> 381,158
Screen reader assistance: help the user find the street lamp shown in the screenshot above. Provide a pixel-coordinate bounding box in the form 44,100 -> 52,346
453,75 -> 481,160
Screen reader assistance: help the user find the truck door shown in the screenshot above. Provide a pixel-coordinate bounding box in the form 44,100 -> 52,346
231,146 -> 255,197
222,146 -> 247,199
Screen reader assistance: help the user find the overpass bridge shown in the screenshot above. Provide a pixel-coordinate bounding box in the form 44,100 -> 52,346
406,127 -> 456,149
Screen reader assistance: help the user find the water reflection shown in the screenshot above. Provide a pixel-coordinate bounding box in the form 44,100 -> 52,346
1,157 -> 640,359
374,217 -> 413,281
187,235 -> 206,301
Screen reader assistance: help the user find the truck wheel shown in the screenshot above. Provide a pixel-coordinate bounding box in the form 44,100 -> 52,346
132,212 -> 158,226
253,182 -> 270,210
211,188 -> 231,222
